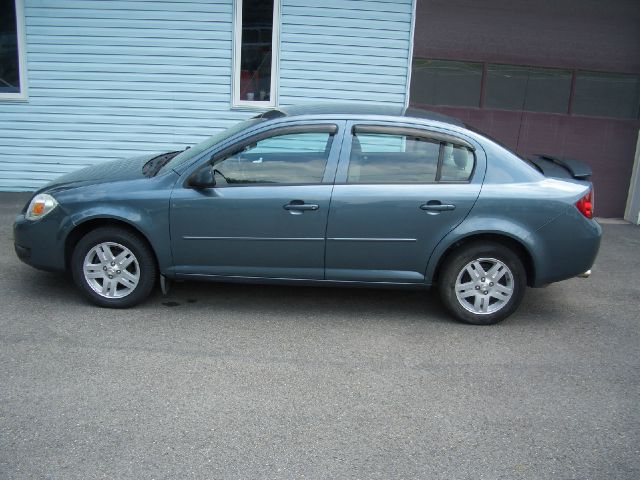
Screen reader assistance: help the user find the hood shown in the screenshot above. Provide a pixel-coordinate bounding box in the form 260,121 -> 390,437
41,153 -> 160,193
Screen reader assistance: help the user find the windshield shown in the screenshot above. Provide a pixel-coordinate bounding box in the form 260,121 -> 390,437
157,118 -> 264,175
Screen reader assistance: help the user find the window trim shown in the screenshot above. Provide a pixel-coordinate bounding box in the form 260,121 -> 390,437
232,0 -> 280,109
352,125 -> 475,150
1,0 -> 28,101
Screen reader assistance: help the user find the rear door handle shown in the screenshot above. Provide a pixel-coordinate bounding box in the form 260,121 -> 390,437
283,201 -> 319,212
420,201 -> 456,212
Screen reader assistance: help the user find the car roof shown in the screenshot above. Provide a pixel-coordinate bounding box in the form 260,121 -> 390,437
256,103 -> 465,128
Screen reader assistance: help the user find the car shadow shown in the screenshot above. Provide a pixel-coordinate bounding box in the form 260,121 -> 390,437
14,267 -> 568,327
154,279 -> 454,324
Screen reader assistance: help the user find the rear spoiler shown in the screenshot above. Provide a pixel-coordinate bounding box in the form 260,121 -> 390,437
528,154 -> 592,181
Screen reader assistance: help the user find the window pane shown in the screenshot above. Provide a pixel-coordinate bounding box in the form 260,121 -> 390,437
485,65 -> 571,113
573,71 -> 640,119
214,132 -> 332,185
0,0 -> 20,93
348,133 -> 440,183
411,59 -> 482,107
524,68 -> 571,113
240,0 -> 273,102
440,143 -> 474,182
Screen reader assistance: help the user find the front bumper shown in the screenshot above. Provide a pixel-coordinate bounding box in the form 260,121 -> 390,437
13,212 -> 68,272
14,242 -> 31,263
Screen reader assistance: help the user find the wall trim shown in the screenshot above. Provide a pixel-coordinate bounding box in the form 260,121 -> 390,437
403,0 -> 417,109
624,130 -> 640,224
231,0 -> 280,109
0,0 -> 28,102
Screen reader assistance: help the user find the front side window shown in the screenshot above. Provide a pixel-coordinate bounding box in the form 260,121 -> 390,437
233,0 -> 279,107
0,0 -> 27,100
347,130 -> 474,184
213,131 -> 333,185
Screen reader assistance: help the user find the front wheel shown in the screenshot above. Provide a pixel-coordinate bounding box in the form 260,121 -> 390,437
438,242 -> 527,325
71,227 -> 157,308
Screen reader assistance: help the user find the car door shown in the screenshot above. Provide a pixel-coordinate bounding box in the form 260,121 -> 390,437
325,122 -> 484,283
170,121 -> 345,280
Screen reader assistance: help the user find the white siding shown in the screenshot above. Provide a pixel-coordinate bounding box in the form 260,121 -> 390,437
0,0 -> 414,190
279,0 -> 413,106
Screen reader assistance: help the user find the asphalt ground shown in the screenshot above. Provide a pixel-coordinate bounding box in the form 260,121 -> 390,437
1,192 -> 638,479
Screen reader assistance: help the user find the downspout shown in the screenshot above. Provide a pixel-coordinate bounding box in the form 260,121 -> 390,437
624,130 -> 640,224
404,0 -> 417,109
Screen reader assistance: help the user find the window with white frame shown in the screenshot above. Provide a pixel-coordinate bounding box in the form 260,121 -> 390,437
233,0 -> 279,108
0,0 -> 27,100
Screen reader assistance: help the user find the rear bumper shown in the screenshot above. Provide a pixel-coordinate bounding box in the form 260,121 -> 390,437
530,209 -> 601,286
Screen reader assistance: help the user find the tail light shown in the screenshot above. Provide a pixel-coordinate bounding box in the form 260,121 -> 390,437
576,189 -> 594,219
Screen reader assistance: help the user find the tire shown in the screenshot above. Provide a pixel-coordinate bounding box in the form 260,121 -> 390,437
71,227 -> 157,308
438,241 -> 527,325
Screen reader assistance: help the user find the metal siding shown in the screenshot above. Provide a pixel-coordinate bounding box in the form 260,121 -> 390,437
279,0 -> 412,107
0,0 -> 413,190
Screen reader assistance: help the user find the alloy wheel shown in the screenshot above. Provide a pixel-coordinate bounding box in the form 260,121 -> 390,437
82,242 -> 140,298
454,257 -> 514,315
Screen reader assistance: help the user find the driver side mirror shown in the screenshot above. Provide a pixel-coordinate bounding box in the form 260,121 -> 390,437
188,166 -> 216,189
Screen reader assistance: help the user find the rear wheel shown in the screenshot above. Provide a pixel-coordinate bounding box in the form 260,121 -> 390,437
438,242 -> 526,325
71,227 -> 157,308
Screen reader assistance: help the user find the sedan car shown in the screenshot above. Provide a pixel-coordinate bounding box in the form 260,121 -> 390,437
14,104 -> 601,324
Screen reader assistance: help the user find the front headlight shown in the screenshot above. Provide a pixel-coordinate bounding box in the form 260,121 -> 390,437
25,193 -> 58,221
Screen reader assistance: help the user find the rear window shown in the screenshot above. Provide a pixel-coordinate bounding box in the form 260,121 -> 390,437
463,124 -> 544,181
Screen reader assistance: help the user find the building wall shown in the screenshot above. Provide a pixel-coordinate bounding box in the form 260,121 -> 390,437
279,0 -> 412,105
410,0 -> 640,217
413,0 -> 640,74
0,0 -> 413,191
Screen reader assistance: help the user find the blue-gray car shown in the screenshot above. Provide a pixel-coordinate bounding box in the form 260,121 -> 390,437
13,104 -> 601,324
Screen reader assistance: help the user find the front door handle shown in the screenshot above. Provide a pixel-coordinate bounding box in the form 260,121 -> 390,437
420,201 -> 456,212
283,201 -> 319,212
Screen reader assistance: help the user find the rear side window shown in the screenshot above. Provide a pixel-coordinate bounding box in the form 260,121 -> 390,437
440,143 -> 474,181
347,128 -> 474,184
348,134 -> 440,183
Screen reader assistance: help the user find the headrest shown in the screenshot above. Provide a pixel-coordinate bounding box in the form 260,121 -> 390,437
453,147 -> 468,169
351,135 -> 363,157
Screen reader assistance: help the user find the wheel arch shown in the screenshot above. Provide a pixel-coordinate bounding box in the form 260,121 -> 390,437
65,217 -> 159,272
431,232 -> 536,287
